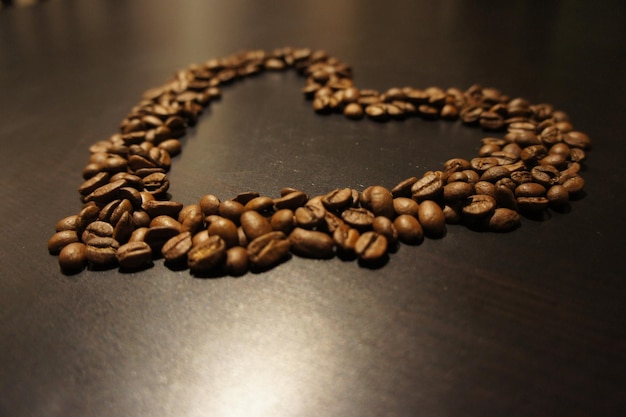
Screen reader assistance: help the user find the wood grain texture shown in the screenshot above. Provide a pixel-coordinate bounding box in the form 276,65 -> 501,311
0,1 -> 625,416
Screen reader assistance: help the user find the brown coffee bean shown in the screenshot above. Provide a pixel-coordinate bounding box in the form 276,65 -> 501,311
517,196 -> 549,213
341,207 -> 375,230
85,237 -> 119,268
244,196 -> 275,212
58,242 -> 87,273
247,231 -> 291,269
561,175 -> 585,194
531,165 -> 560,187
546,185 -> 569,207
515,183 -> 546,197
393,214 -> 424,245
143,226 -> 179,252
417,200 -> 446,237
294,204 -> 325,229
411,171 -> 444,201
142,172 -> 170,195
289,227 -> 335,259
178,204 -> 204,234
199,194 -> 221,216
480,166 -> 510,183
470,157 -> 499,173
206,215 -> 239,248
116,241 -> 152,269
55,215 -> 78,232
443,203 -> 463,224
161,231 -> 193,262
82,221 -> 114,244
143,200 -> 183,218
274,190 -> 308,210
270,209 -> 295,234
224,246 -> 249,276
219,200 -> 245,223
78,172 -> 111,196
333,225 -> 360,252
343,103 -> 364,119
322,188 -> 353,211
393,197 -> 420,217
372,216 -> 398,247
132,211 -> 151,228
462,194 -> 497,218
48,230 -> 79,255
129,227 -> 149,243
443,181 -> 475,202
488,208 -> 521,232
391,177 -> 418,198
240,210 -> 273,241
187,235 -> 227,273
563,131 -> 591,149
150,215 -> 182,231
360,186 -> 395,219
354,232 -> 388,261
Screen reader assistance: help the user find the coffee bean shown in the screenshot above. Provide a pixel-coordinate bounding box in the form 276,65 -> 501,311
178,204 -> 204,234
274,190 -> 308,210
55,215 -> 78,232
85,237 -> 120,268
247,231 -> 291,269
116,241 -> 152,269
561,175 -> 585,194
224,246 -> 249,276
443,181 -> 475,201
341,207 -> 375,230
289,227 -> 335,259
515,183 -> 546,197
161,231 -> 193,262
488,208 -> 521,232
372,216 -> 398,247
150,215 -> 182,231
393,214 -> 424,244
143,200 -> 183,218
393,197 -> 420,217
219,200 -> 245,223
564,131 -> 591,149
206,215 -> 239,248
270,209 -> 295,234
462,194 -> 497,218
143,226 -> 179,252
333,225 -> 360,252
531,165 -> 560,187
517,196 -> 549,213
187,235 -> 227,273
546,185 -> 569,207
391,177 -> 417,198
360,186 -> 395,219
344,103 -> 364,119
81,221 -> 114,244
411,171 -> 444,201
48,230 -> 80,255
294,204 -> 325,229
240,210 -> 273,241
322,188 -> 353,211
58,242 -> 87,272
417,200 -> 446,237
354,232 -> 388,261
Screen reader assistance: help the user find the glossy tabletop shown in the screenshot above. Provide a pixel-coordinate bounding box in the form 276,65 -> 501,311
1,1 -> 625,416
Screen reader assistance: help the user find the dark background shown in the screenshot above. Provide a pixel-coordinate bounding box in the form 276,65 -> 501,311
1,1 -> 625,416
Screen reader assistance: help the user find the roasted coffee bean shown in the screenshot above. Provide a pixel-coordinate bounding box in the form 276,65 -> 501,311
289,227 -> 335,259
569,148 -> 586,163
480,166 -> 510,183
470,157 -> 499,173
150,215 -> 182,231
561,175 -> 585,194
199,194 -> 221,216
488,208 -> 521,232
531,165 -> 560,187
540,153 -> 568,169
322,188 -> 353,211
141,172 -> 170,195
240,210 -> 273,241
564,131 -> 591,149
443,203 -> 463,224
81,221 -> 114,244
547,185 -> 569,207
232,192 -> 260,205
113,211 -> 135,244
462,194 -> 497,218
365,103 -> 388,121
48,230 -> 80,255
510,170 -> 533,185
474,181 -> 496,198
372,216 -> 398,247
178,204 -> 204,234
443,181 -> 474,201
360,186 -> 395,219
270,209 -> 295,234
294,204 -> 325,229
244,196 -> 275,213
116,241 -> 153,269
143,200 -> 184,218
247,231 -> 291,269
354,232 -> 388,261
55,215 -> 78,232
85,237 -> 120,268
341,207 -> 375,230
391,177 -> 418,198
224,246 -> 249,276
411,171 -> 444,201
158,139 -> 182,157
206,215 -> 239,248
417,200 -> 445,237
85,179 -> 126,205
58,242 -> 87,272
443,158 -> 471,174
188,235 -> 227,272
515,183 -> 546,197
517,196 -> 549,213
143,226 -> 179,252
162,231 -> 193,262
520,145 -> 548,165
192,230 -> 210,247
274,190 -> 308,210
129,227 -> 149,243
79,172 -> 111,196
505,131 -> 541,147
393,214 -> 424,244
132,211 -> 151,228
343,102 -> 364,119
393,197 -> 420,217
218,200 -> 245,223
494,183 -> 517,209
333,225 -> 360,252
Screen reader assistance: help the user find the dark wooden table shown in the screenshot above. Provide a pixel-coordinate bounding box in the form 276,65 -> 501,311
1,1 -> 625,416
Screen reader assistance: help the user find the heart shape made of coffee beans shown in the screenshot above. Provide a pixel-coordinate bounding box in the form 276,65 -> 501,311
48,47 -> 591,276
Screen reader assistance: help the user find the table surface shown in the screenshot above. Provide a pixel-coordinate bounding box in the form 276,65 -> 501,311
1,1 -> 625,416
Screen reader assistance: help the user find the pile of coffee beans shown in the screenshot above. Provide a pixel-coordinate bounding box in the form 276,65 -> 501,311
48,47 -> 591,275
